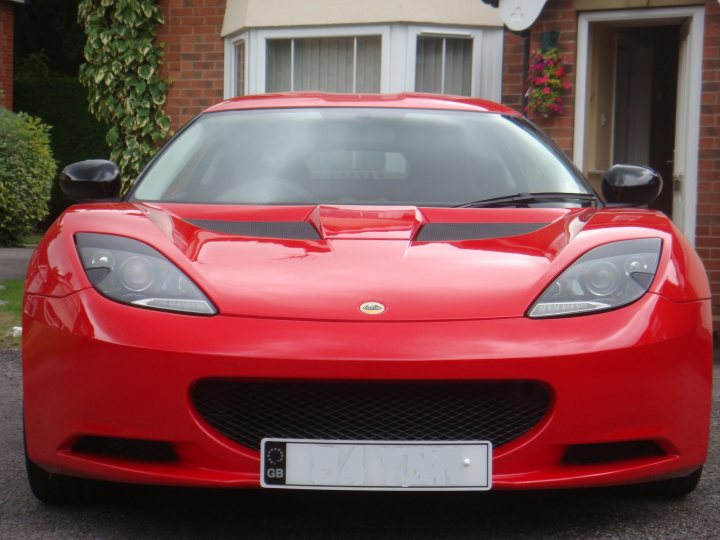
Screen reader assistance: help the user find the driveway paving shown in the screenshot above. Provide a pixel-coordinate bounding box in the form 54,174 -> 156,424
0,248 -> 34,280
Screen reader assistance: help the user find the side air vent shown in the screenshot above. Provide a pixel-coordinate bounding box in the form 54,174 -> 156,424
416,222 -> 548,242
72,436 -> 177,462
562,440 -> 665,465
187,220 -> 321,240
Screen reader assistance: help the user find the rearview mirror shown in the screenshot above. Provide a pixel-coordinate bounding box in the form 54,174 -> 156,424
61,160 -> 121,202
601,164 -> 662,206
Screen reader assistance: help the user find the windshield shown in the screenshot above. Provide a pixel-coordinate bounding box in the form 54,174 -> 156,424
130,108 -> 594,206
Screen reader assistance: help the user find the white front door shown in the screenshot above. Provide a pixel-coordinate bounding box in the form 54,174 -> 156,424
574,6 -> 705,244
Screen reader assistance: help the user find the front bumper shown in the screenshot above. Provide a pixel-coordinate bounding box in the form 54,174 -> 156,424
23,289 -> 712,490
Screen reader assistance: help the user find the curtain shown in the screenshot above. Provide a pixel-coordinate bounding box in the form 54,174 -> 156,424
444,38 -> 472,96
235,40 -> 245,96
356,36 -> 381,93
415,36 -> 472,96
266,39 -> 292,92
266,36 -> 382,93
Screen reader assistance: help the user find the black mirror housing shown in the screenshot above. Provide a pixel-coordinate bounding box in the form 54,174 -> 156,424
61,160 -> 122,202
601,164 -> 662,206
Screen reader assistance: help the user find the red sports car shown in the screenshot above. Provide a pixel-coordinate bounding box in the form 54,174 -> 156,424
23,93 -> 712,503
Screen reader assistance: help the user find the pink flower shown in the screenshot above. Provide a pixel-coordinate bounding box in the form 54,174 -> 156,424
562,81 -> 572,90
542,87 -> 551,95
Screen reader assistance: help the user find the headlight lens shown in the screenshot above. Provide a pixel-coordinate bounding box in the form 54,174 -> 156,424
528,238 -> 662,318
75,233 -> 217,315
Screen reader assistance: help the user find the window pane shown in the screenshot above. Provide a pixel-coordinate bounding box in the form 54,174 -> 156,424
415,37 -> 444,93
266,39 -> 292,92
355,36 -> 382,93
235,40 -> 245,96
415,36 -> 472,96
444,38 -> 472,96
294,37 -> 355,92
266,35 -> 382,93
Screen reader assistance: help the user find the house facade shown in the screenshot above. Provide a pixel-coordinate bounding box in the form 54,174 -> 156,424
158,0 -> 720,328
157,0 -> 504,126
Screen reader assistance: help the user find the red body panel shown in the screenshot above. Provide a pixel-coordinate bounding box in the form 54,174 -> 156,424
204,92 -> 521,116
23,288 -> 711,489
22,94 -> 713,491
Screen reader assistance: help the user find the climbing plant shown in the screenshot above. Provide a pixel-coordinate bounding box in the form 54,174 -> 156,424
78,0 -> 171,188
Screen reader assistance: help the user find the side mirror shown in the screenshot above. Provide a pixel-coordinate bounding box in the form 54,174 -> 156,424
601,164 -> 662,206
61,160 -> 121,202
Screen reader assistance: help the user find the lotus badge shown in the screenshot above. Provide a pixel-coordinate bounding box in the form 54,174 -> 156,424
359,301 -> 386,315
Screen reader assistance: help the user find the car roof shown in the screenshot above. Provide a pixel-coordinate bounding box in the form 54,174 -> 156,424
203,92 -> 521,116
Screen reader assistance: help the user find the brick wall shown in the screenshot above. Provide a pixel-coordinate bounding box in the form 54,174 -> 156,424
156,0 -> 225,131
501,0 -> 577,157
0,2 -> 13,110
697,0 -> 720,328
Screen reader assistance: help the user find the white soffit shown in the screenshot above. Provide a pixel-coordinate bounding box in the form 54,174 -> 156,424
222,0 -> 503,36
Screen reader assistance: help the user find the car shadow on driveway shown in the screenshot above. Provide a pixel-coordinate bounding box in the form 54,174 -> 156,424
71,482 -> 714,540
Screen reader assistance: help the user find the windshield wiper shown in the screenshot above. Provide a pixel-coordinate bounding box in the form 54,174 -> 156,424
453,192 -> 599,208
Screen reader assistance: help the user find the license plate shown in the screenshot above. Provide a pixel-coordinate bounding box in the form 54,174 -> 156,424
261,439 -> 492,491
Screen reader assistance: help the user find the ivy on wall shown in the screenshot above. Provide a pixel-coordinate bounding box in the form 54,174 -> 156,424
78,0 -> 171,188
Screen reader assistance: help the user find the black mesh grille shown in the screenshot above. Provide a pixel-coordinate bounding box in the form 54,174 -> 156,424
72,436 -> 177,462
192,381 -> 550,451
563,440 -> 665,465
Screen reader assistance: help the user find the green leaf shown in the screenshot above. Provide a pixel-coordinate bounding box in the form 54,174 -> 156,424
106,126 -> 120,146
138,65 -> 154,80
157,115 -> 170,131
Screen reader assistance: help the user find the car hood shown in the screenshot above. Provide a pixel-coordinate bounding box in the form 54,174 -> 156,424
39,202 -> 678,322
133,203 -> 602,322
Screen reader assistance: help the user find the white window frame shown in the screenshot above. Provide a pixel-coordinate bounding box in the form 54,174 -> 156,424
224,24 -> 502,101
224,33 -> 249,98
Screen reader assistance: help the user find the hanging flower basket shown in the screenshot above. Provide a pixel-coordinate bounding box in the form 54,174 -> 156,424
526,47 -> 572,118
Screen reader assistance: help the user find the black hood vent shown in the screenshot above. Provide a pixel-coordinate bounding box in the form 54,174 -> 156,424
416,222 -> 548,242
187,219 -> 321,240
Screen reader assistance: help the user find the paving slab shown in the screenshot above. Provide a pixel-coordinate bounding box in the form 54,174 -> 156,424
0,247 -> 35,281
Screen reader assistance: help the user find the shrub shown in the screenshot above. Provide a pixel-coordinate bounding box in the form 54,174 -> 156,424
0,109 -> 57,246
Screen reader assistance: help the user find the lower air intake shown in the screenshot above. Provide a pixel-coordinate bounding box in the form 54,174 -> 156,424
192,380 -> 551,451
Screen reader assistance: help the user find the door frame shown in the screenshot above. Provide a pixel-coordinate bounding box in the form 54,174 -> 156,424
573,6 -> 705,244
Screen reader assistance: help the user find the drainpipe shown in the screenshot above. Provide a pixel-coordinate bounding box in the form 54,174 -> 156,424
520,29 -> 530,116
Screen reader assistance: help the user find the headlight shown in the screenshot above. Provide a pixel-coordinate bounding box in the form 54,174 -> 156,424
75,233 -> 217,315
528,238 -> 662,318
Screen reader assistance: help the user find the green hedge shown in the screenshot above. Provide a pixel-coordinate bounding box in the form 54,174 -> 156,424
14,76 -> 109,227
0,109 -> 57,246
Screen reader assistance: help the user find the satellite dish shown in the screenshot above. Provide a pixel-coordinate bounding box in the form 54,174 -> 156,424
499,0 -> 548,32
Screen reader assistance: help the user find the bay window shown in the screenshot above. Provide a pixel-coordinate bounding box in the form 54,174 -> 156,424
225,25 -> 502,100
